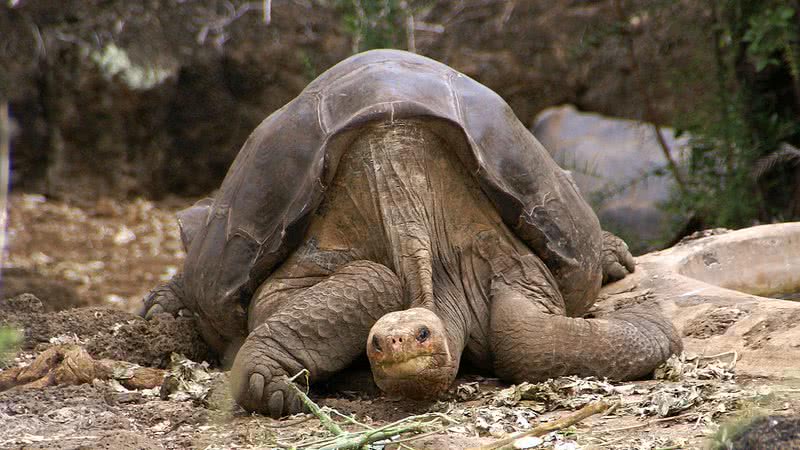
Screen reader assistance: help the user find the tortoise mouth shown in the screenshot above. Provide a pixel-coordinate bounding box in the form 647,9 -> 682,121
371,355 -> 458,399
373,353 -> 440,374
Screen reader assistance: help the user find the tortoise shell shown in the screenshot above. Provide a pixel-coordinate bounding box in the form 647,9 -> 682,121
179,49 -> 602,340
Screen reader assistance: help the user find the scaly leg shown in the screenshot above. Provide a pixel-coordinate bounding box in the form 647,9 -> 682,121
230,260 -> 405,417
489,254 -> 681,383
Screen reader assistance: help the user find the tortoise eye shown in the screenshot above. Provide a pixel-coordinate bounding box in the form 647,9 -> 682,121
416,326 -> 430,343
372,335 -> 382,352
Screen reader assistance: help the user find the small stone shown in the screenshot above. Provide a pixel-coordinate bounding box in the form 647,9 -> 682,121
113,226 -> 136,245
105,294 -> 125,304
513,436 -> 543,448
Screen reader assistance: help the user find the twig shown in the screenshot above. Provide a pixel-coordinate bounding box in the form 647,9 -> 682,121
406,13 -> 416,53
292,415 -> 445,449
593,412 -> 696,434
495,0 -> 516,32
697,350 -> 738,361
264,415 -> 313,428
317,425 -> 430,450
469,400 -> 613,450
280,371 -> 452,450
283,370 -> 344,436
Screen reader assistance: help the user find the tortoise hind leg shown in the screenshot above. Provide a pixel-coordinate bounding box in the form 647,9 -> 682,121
489,254 -> 681,383
140,273 -> 190,318
230,260 -> 405,417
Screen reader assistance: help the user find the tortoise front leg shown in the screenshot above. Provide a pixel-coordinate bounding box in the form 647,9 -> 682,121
488,255 -> 682,383
230,260 -> 405,417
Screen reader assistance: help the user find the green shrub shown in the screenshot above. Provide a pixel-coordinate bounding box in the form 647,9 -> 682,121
668,0 -> 800,230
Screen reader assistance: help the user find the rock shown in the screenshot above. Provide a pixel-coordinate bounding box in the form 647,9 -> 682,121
599,222 -> 800,380
1,268 -> 84,311
532,105 -> 689,253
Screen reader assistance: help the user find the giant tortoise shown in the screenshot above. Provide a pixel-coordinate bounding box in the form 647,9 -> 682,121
143,49 -> 682,417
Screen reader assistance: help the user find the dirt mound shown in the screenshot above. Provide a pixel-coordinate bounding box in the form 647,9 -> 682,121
2,294 -> 209,368
0,381 -> 212,449
683,307 -> 746,339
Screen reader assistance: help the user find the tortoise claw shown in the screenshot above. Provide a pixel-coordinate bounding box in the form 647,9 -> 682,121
601,231 -> 635,284
141,274 -> 187,319
248,372 -> 266,405
235,369 -> 307,418
231,334 -> 309,418
144,304 -> 165,319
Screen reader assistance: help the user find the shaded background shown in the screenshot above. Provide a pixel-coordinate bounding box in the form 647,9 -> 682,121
2,0 -> 799,252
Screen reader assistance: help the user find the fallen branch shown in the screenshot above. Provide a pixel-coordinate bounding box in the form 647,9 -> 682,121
281,370 -> 454,450
469,400 -> 613,450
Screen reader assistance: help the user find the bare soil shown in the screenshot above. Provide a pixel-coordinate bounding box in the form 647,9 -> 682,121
3,194 -> 799,450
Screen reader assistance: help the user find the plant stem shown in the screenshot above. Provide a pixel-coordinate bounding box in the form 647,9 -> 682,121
284,371 -> 344,436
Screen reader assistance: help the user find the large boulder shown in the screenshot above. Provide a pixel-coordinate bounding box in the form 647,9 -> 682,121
532,105 -> 688,253
598,222 -> 800,380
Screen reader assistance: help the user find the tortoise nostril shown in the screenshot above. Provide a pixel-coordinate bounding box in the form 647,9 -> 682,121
416,326 -> 430,343
372,335 -> 382,352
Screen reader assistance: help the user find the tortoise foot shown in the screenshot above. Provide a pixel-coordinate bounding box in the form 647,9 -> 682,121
230,331 -> 308,418
601,231 -> 636,284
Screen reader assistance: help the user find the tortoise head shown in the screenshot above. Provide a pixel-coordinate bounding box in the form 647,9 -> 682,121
366,308 -> 458,399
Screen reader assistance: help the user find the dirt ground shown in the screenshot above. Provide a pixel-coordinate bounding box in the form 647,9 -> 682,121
3,193 -> 800,450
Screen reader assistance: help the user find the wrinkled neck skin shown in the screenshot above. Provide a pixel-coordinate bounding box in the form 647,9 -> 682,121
411,268 -> 471,372
353,119 -> 509,399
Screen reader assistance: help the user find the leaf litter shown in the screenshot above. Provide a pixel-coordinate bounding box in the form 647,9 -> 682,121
267,350 -> 751,449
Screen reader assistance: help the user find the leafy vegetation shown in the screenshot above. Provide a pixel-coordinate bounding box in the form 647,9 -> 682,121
335,0 -> 410,52
667,0 -> 800,230
0,327 -> 22,366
